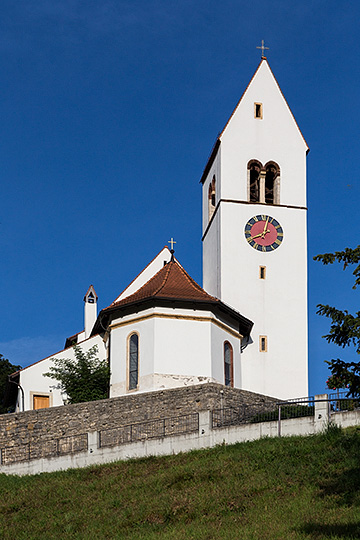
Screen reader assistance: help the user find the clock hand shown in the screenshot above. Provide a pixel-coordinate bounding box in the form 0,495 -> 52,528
261,217 -> 269,238
250,232 -> 264,240
263,217 -> 269,234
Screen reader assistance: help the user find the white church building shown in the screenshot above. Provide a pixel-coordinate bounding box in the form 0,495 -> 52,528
10,56 -> 309,410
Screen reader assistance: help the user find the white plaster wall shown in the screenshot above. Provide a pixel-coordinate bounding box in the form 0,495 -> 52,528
153,315 -> 212,378
210,323 -> 241,388
109,307 -> 242,396
84,301 -> 97,339
109,310 -> 155,397
202,152 -> 221,233
202,207 -> 221,299
19,335 -> 106,411
219,61 -> 307,207
114,247 -> 171,302
202,153 -> 222,299
202,61 -> 308,400
220,203 -> 308,399
77,331 -> 85,343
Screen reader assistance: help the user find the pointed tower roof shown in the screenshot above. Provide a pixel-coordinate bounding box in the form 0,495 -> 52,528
200,58 -> 309,184
83,284 -> 98,302
92,258 -> 253,337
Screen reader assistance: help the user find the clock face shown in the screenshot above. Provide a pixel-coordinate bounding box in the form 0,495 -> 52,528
244,215 -> 284,252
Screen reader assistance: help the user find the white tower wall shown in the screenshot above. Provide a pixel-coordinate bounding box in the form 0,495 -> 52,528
202,59 -> 308,399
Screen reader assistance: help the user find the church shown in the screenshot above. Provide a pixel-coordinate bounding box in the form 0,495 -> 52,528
9,56 -> 309,410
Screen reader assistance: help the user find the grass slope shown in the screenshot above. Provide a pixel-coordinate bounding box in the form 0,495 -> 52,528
0,426 -> 360,539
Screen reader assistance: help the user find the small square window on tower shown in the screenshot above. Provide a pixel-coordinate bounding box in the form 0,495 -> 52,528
259,266 -> 266,279
254,102 -> 263,119
259,335 -> 268,352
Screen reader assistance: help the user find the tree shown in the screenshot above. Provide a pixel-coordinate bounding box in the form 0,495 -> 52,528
0,354 -> 22,413
44,345 -> 110,404
314,245 -> 360,397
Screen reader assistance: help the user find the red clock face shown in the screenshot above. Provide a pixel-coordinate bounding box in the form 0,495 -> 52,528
244,215 -> 284,252
248,220 -> 277,246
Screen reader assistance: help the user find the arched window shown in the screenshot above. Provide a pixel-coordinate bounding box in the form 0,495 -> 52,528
248,161 -> 261,202
224,341 -> 233,387
128,333 -> 139,391
247,160 -> 280,204
208,176 -> 216,221
264,162 -> 280,205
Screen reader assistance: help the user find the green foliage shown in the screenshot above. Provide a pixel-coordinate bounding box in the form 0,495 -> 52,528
327,373 -> 349,391
0,429 -> 360,538
0,355 -> 21,414
313,245 -> 360,289
314,245 -> 360,397
44,345 -> 110,404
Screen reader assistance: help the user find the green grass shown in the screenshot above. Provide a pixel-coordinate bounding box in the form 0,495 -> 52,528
0,425 -> 360,539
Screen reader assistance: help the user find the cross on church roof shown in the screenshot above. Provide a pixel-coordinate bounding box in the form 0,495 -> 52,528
168,237 -> 176,252
256,40 -> 269,58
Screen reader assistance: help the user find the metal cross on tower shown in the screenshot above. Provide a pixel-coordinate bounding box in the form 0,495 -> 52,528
256,40 -> 269,58
168,237 -> 176,251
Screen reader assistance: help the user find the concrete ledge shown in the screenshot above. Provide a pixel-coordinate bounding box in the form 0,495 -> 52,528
2,408 -> 359,476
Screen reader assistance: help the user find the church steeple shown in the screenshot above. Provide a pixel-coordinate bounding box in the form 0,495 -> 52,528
201,59 -> 309,399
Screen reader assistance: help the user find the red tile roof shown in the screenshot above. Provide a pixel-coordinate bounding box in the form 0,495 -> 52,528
108,259 -> 218,308
92,258 -> 253,338
113,245 -> 171,302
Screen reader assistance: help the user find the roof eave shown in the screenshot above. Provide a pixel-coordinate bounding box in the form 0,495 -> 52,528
199,139 -> 221,185
93,296 -> 253,338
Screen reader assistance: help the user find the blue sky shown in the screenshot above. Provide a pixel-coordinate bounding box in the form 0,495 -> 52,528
0,1 -> 359,397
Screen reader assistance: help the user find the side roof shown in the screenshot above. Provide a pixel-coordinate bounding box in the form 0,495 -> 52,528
9,334 -> 102,376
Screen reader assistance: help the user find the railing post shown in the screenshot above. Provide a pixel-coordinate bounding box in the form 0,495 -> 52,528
220,390 -> 224,426
87,431 -> 98,454
278,404 -> 281,437
314,394 -> 329,432
199,411 -> 210,436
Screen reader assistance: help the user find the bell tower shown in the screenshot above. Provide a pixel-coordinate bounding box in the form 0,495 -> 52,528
201,58 -> 308,399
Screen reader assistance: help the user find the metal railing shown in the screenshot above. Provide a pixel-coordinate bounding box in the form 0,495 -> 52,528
212,397 -> 316,430
212,407 -> 247,428
328,392 -> 360,414
1,433 -> 88,465
0,413 -> 200,465
99,413 -> 199,448
3,394 -> 359,467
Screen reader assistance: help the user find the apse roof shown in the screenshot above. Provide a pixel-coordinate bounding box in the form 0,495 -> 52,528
92,258 -> 253,337
109,258 -> 216,307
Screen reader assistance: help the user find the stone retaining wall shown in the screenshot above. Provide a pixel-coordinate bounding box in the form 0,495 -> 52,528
0,383 -> 278,452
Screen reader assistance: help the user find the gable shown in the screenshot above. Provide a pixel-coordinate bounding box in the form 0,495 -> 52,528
220,59 -> 308,154
113,246 -> 172,303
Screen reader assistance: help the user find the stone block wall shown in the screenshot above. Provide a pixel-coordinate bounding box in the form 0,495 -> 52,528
0,383 -> 278,456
